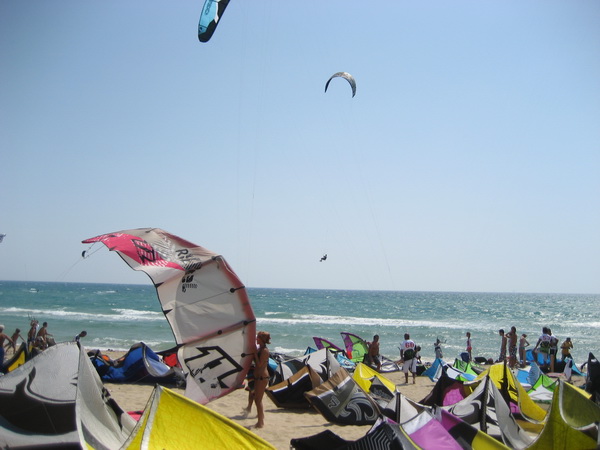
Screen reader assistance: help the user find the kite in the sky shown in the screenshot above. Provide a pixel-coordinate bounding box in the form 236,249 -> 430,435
320,254 -> 328,262
198,0 -> 231,43
82,228 -> 256,404
325,72 -> 356,97
0,234 -> 5,243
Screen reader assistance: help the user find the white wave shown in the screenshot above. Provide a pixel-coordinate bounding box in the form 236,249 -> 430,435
273,346 -> 305,356
0,306 -> 164,322
112,309 -> 164,321
94,290 -> 117,295
86,337 -> 173,352
258,314 -> 476,331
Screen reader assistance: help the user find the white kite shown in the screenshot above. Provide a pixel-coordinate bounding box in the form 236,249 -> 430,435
82,228 -> 256,404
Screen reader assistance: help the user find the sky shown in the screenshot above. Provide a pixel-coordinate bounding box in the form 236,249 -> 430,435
1,1 -> 599,293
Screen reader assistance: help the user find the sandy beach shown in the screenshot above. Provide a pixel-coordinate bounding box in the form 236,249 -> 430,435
103,351 -> 437,449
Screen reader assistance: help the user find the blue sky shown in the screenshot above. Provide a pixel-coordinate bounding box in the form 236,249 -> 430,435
1,1 -> 599,293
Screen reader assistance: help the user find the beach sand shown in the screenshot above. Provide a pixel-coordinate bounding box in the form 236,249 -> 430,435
102,350 -> 585,449
103,351 -> 436,449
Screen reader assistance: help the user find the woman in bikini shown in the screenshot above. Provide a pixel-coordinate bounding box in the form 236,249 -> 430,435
253,331 -> 271,429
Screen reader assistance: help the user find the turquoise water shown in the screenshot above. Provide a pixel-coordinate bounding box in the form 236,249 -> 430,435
1,280 -> 597,365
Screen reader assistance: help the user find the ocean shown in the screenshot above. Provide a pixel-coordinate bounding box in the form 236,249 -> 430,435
1,280 -> 597,366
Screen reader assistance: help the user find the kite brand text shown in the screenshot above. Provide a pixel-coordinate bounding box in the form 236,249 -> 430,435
182,283 -> 198,292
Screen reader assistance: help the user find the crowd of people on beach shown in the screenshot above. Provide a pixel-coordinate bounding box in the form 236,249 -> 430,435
1,319 -> 88,365
425,326 -> 575,374
360,325 -> 576,382
495,325 -> 574,372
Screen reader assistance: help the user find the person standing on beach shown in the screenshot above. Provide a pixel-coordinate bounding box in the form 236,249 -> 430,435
434,338 -> 443,360
532,327 -> 552,370
561,337 -> 573,360
7,328 -> 24,354
548,329 -> 559,372
36,322 -> 52,350
74,331 -> 87,343
519,334 -> 530,367
400,333 -> 418,384
466,332 -> 472,361
497,329 -> 507,363
27,320 -> 38,349
0,325 -> 14,365
365,335 -> 382,372
505,326 -> 518,368
253,331 -> 271,429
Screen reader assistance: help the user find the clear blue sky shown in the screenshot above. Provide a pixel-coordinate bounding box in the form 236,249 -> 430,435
1,1 -> 599,293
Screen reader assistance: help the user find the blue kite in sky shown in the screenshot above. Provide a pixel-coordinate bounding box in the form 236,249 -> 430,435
198,0 -> 231,43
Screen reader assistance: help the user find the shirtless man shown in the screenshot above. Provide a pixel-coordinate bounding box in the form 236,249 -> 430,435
27,320 -> 38,348
505,326 -> 518,368
0,325 -> 14,365
497,329 -> 507,363
519,334 -> 530,367
36,322 -> 52,350
366,335 -> 382,372
561,337 -> 573,360
8,328 -> 24,353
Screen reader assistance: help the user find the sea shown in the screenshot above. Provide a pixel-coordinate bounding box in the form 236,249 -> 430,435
1,280 -> 598,366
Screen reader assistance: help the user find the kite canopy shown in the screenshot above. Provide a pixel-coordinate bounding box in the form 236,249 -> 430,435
325,72 -> 356,97
198,0 -> 231,43
82,228 -> 256,404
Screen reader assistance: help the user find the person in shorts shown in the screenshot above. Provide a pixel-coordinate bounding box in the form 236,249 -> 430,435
365,334 -> 381,372
505,326 -> 518,368
400,333 -> 418,384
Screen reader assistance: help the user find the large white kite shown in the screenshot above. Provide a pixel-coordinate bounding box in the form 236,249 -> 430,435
83,228 -> 256,404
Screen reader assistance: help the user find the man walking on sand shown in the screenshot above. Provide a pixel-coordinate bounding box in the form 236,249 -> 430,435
400,333 -> 418,384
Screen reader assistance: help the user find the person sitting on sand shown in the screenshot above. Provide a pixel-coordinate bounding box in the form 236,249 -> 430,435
400,333 -> 418,384
0,325 -> 14,365
365,334 -> 382,372
253,331 -> 271,429
414,345 -> 422,365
